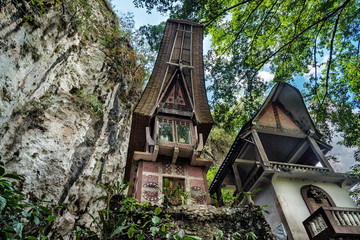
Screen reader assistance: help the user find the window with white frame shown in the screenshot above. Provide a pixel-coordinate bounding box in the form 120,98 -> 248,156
157,117 -> 193,145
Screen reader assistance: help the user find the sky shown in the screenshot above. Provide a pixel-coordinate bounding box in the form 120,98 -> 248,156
113,0 -> 356,172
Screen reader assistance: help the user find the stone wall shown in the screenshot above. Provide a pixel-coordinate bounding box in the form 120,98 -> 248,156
0,0 -> 142,236
165,205 -> 275,240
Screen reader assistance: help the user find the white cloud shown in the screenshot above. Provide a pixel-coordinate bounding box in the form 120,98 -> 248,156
329,134 -> 357,172
306,55 -> 329,77
257,71 -> 274,82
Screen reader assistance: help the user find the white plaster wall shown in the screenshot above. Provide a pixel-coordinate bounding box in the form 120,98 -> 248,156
272,176 -> 357,240
253,181 -> 282,232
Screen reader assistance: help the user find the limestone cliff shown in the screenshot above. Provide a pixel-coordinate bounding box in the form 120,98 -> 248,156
0,0 -> 144,235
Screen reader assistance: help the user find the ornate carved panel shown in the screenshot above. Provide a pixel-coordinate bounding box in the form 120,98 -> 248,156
301,185 -> 336,213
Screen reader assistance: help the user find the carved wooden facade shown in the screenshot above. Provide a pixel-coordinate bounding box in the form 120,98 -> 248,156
209,82 -> 360,239
125,19 -> 213,204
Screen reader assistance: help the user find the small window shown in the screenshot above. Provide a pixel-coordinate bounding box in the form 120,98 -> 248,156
159,120 -> 173,142
163,177 -> 185,191
176,123 -> 192,144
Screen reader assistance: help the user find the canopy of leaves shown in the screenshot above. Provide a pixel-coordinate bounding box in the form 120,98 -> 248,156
133,0 -> 360,157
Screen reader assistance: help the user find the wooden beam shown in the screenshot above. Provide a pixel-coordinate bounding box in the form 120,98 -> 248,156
152,145 -> 159,162
253,126 -> 306,138
190,150 -> 198,165
146,127 -> 155,146
133,151 -> 153,161
172,146 -> 179,164
196,133 -> 204,151
234,159 -> 258,165
286,140 -> 308,163
251,129 -> 270,167
232,164 -> 243,192
242,163 -> 261,191
307,136 -> 334,172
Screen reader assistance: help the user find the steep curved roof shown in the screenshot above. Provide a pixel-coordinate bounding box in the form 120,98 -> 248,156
252,82 -> 321,138
125,19 -> 213,182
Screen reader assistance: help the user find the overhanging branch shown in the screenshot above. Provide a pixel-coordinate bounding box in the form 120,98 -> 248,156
251,0 -> 351,78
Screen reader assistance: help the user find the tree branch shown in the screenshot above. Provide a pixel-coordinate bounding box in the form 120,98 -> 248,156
313,19 -> 327,102
293,0 -> 307,37
203,0 -> 254,28
252,0 -> 351,78
224,0 -> 265,54
248,0 -> 279,54
322,7 -> 344,105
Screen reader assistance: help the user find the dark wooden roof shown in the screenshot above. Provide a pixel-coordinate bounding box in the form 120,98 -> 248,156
125,19 -> 213,182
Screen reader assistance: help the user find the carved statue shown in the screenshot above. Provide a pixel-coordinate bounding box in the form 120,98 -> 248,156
308,185 -> 327,203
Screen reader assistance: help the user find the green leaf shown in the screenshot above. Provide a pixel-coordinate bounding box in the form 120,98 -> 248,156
45,216 -> 56,222
3,173 -> 23,180
141,220 -> 151,228
173,233 -> 181,240
216,229 -> 223,240
27,236 -> 38,240
150,226 -> 159,235
34,216 -> 40,225
14,222 -> 23,237
152,215 -> 160,225
128,226 -> 136,238
0,196 -> 6,212
178,230 -> 185,238
155,206 -> 161,215
111,225 -> 128,237
39,206 -> 51,214
137,233 -> 145,240
161,224 -> 166,232
94,196 -> 107,202
184,236 -> 202,240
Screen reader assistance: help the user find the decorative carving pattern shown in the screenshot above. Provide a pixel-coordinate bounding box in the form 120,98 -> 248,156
301,185 -> 337,213
162,162 -> 172,174
177,88 -> 185,105
175,164 -> 185,175
143,182 -> 159,202
190,186 -> 206,204
308,185 -> 327,203
165,85 -> 175,104
272,103 -> 281,129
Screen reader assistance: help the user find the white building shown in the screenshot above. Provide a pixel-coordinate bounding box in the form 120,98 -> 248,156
209,82 -> 360,239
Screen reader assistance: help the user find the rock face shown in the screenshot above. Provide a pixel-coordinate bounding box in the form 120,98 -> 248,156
0,0 -> 143,236
165,205 -> 275,239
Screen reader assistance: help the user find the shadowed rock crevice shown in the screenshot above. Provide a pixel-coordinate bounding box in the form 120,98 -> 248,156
59,119 -> 103,203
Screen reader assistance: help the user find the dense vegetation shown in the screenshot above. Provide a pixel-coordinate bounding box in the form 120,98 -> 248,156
1,161 -> 263,239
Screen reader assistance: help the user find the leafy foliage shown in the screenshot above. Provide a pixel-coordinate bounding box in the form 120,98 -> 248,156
0,160 -> 63,239
71,89 -> 104,117
162,178 -> 193,206
72,181 -> 201,240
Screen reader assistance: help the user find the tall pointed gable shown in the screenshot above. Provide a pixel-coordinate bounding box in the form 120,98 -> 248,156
125,19 -> 213,183
254,103 -> 303,135
158,68 -> 194,115
252,82 -> 320,138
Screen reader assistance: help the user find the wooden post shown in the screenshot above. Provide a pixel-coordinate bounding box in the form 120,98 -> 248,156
232,164 -> 243,193
307,136 -> 334,171
287,140 -> 308,163
251,129 -> 270,167
216,188 -> 224,206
